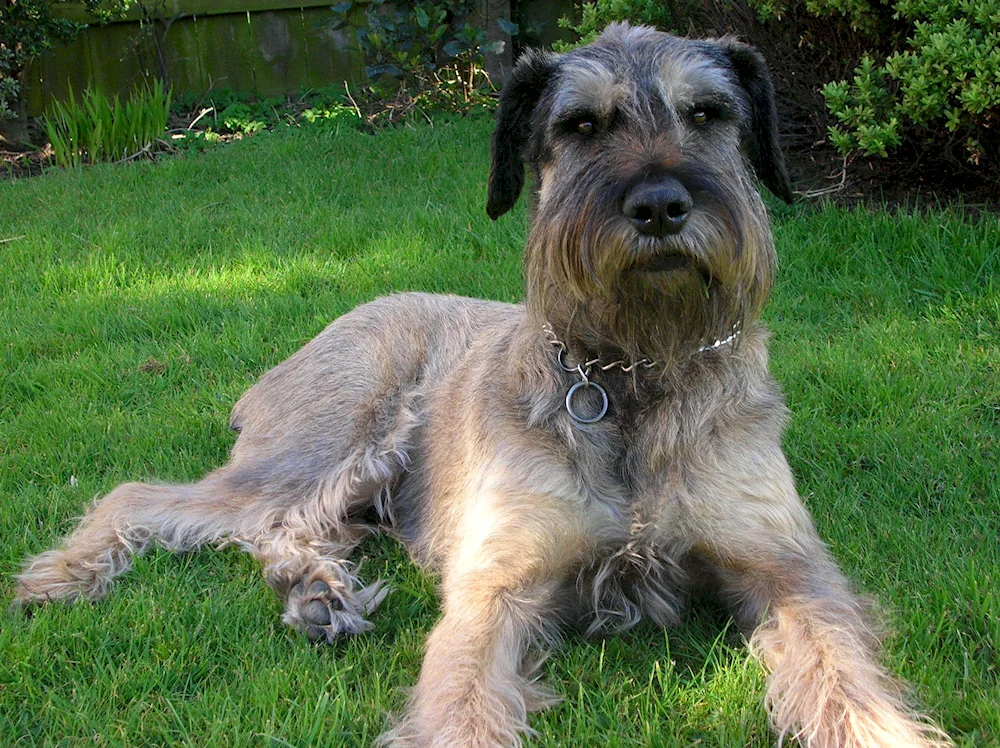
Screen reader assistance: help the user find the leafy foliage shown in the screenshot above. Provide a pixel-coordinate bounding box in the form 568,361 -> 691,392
0,50 -> 18,122
821,55 -> 902,157
752,0 -> 1000,163
41,79 -> 171,167
750,0 -> 882,30
0,0 -> 130,134
554,0 -> 701,50
158,87 -> 366,156
329,1 -> 508,115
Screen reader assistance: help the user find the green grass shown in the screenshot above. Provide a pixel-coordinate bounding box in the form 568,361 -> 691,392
1,117 -> 997,746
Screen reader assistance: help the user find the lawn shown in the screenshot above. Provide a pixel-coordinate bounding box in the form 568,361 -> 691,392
0,116 -> 997,747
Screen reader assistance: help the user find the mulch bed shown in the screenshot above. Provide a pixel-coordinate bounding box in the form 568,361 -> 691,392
1,132 -> 50,179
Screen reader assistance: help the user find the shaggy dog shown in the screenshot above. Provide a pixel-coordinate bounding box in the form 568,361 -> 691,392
16,24 -> 950,748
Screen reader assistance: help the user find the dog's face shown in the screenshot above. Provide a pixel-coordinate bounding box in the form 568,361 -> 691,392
488,24 -> 793,361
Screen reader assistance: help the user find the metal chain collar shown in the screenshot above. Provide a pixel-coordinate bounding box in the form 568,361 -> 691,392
542,323 -> 741,425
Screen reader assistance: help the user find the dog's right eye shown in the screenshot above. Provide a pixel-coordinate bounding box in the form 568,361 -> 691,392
560,114 -> 599,137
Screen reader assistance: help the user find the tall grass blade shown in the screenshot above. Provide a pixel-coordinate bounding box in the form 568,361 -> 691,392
41,80 -> 173,167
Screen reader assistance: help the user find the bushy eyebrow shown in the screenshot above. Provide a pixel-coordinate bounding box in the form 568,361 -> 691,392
687,91 -> 741,116
548,45 -> 748,130
655,51 -> 744,117
550,57 -> 631,123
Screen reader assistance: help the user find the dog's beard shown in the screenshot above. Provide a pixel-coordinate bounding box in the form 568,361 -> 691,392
525,192 -> 771,366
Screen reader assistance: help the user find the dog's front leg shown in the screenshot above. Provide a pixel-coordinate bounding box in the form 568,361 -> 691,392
687,443 -> 951,748
380,492 -> 578,748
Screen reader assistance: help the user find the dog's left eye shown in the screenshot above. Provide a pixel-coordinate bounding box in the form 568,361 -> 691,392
559,112 -> 601,138
691,104 -> 727,126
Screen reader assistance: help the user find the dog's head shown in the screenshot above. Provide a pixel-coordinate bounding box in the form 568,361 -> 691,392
488,24 -> 792,363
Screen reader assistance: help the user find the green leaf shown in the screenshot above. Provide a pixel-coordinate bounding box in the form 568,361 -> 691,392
365,63 -> 403,79
443,40 -> 467,58
479,40 -> 505,55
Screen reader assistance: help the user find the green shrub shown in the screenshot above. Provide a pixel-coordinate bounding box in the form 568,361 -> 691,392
748,0 -> 999,163
554,0 -> 701,50
749,0 -> 879,30
0,52 -> 18,122
816,0 -> 1000,162
2,0 -> 82,140
163,87 -> 362,152
328,1 -> 509,119
0,0 -> 129,142
821,54 -> 902,158
42,80 -> 172,167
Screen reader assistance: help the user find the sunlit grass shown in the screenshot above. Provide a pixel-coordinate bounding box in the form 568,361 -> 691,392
1,118 -> 997,745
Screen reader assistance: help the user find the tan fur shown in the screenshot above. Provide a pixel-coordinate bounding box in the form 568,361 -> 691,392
15,24 -> 950,748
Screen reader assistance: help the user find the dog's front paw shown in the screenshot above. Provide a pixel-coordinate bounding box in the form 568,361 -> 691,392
283,575 -> 388,643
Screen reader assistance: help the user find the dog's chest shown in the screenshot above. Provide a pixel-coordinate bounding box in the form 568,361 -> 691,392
565,423 -> 692,632
573,530 -> 690,636
564,387 -> 701,633
564,380 -> 689,524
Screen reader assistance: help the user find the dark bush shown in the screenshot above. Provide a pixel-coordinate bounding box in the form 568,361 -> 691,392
328,0 -> 507,123
0,0 -> 127,143
768,0 -> 999,168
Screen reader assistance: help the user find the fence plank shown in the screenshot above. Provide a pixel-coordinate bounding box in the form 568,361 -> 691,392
55,0 -> 341,24
26,25 -> 150,114
25,34 -> 83,115
299,7 -> 362,91
24,1 -> 580,117
165,14 -> 208,94
24,10 -> 351,115
197,12 -> 257,94
246,11 -> 299,96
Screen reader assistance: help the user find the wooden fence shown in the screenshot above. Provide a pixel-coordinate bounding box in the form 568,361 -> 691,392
24,0 -> 571,117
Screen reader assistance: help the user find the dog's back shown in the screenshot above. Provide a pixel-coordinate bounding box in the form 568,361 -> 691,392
230,292 -> 519,449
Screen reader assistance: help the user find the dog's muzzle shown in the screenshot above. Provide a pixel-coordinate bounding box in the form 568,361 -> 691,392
622,176 -> 692,238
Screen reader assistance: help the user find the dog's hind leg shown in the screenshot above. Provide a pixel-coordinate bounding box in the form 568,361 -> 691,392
15,436 -> 403,646
14,294 -> 472,623
12,437 -> 397,608
13,467 -> 262,606
232,390 -> 419,642
230,446 -> 400,642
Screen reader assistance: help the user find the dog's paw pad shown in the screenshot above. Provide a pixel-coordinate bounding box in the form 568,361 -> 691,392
306,580 -> 344,603
301,600 -> 332,625
305,622 -> 334,643
285,576 -> 372,644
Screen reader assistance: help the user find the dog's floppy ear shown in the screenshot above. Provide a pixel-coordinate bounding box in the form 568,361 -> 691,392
723,40 -> 795,204
487,49 -> 555,220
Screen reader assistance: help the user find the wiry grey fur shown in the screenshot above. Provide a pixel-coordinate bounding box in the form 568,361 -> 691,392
16,24 -> 950,748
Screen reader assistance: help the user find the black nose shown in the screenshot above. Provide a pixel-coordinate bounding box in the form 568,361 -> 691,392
622,178 -> 693,238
